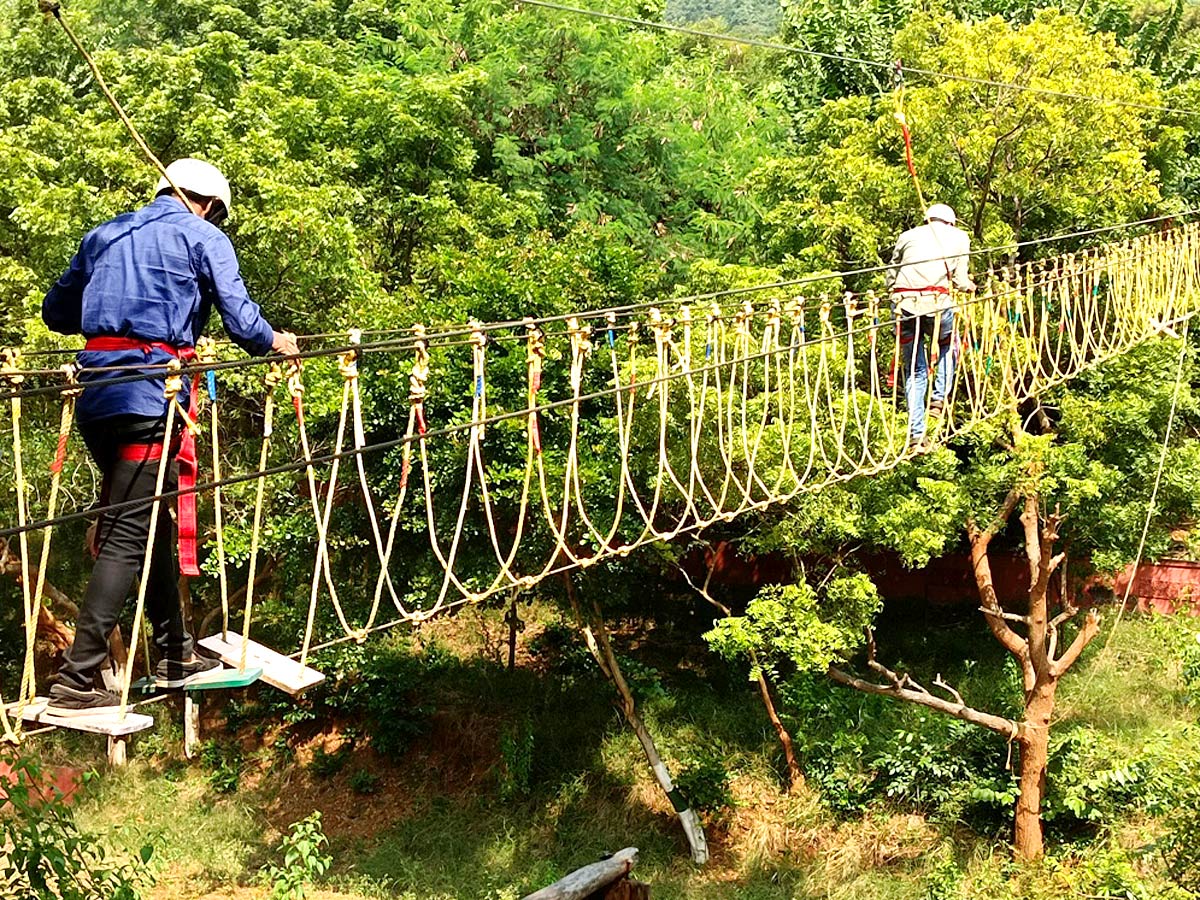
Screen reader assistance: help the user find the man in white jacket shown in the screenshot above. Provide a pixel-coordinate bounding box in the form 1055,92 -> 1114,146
886,203 -> 976,448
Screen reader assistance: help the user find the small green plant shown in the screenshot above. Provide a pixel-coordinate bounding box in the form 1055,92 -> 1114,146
349,768 -> 380,795
498,716 -> 535,800
260,811 -> 332,900
0,753 -> 156,899
199,740 -> 243,794
309,744 -> 351,778
673,751 -> 733,815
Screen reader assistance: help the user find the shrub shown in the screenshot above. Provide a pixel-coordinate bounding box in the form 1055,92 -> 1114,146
260,811 -> 332,900
199,740 -> 242,794
0,753 -> 156,899
674,752 -> 734,815
498,716 -> 535,801
349,768 -> 380,795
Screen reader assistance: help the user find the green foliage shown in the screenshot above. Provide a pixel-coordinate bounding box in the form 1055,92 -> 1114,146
704,573 -> 882,680
498,715 -> 535,801
308,744 -> 351,778
0,754 -> 155,899
673,750 -> 734,814
260,811 -> 331,900
1183,630 -> 1200,704
199,740 -> 243,794
349,768 -> 381,795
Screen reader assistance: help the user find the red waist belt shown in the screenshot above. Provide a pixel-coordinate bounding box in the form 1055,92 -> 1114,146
85,336 -> 201,577
892,286 -> 950,295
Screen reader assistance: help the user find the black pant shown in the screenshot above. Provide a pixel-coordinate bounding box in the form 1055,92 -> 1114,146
57,416 -> 194,691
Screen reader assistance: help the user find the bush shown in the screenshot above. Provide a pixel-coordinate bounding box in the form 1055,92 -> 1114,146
674,751 -> 734,815
498,716 -> 535,801
0,753 -> 156,899
260,811 -> 331,900
199,740 -> 243,794
349,768 -> 380,795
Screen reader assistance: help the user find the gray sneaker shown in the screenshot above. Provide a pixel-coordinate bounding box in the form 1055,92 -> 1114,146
46,683 -> 122,718
155,655 -> 221,689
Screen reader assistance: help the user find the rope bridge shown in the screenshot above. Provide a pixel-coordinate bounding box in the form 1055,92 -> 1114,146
1,221 -> 1198,739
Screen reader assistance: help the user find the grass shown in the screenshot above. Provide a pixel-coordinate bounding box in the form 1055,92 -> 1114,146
19,604 -> 1200,899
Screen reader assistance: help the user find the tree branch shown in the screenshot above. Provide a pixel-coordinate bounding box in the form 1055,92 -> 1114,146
1050,610 -> 1101,676
829,665 -> 1021,738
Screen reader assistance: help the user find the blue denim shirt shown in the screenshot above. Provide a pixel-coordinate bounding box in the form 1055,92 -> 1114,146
42,195 -> 276,422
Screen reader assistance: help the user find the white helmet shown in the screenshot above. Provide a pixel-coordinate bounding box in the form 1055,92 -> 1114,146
925,203 -> 957,225
155,158 -> 232,219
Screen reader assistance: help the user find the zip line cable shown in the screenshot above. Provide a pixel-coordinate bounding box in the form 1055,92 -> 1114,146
514,0 -> 1200,118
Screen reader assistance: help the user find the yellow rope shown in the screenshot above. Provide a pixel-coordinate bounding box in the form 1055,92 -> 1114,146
119,361 -> 183,717
239,364 -> 283,672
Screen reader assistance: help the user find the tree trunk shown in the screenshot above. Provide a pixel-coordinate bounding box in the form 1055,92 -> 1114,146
564,575 -> 709,865
1015,679 -> 1055,860
755,666 -> 802,790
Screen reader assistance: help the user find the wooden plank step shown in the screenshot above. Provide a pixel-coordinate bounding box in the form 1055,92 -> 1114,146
185,666 -> 263,693
20,698 -> 154,737
197,633 -> 324,696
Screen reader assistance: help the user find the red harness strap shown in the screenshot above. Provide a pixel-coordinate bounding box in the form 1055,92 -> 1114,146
892,285 -> 950,295
85,336 -> 201,576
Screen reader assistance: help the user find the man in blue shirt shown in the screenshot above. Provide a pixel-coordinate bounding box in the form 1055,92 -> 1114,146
41,158 -> 299,715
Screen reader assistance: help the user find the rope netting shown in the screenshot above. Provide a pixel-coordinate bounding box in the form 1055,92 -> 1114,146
1,221 -> 1198,734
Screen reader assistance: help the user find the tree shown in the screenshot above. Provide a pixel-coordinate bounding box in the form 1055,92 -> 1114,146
752,10 -> 1171,282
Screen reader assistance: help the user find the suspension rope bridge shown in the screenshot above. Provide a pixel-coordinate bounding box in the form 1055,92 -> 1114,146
0,217 -> 1197,745
2,0 -> 1199,755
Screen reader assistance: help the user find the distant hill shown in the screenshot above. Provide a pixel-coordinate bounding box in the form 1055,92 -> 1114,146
663,0 -> 782,36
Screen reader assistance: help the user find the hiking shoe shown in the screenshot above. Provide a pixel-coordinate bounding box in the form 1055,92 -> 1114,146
46,683 -> 122,718
928,400 -> 944,418
155,654 -> 221,689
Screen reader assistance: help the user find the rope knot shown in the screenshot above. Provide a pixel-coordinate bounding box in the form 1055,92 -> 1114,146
264,362 -> 284,390
409,324 -> 430,404
196,336 -> 218,365
61,363 -> 83,398
339,329 -> 361,379
1,349 -> 24,385
163,358 -> 184,400
469,320 -> 487,350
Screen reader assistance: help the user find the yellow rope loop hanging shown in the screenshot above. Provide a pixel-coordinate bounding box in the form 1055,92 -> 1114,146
239,362 -> 283,673
647,307 -> 667,399
678,305 -> 693,373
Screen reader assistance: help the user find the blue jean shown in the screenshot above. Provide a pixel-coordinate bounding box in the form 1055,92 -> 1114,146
899,307 -> 955,441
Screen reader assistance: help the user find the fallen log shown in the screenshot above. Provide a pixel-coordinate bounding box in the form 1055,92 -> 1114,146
523,848 -> 643,900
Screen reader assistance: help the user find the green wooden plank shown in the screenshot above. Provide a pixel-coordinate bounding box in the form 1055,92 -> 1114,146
185,666 -> 263,693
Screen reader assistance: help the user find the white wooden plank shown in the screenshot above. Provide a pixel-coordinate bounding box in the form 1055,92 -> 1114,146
20,698 -> 154,737
197,632 -> 324,695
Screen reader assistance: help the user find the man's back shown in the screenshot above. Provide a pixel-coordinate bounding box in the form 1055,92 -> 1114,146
43,194 -> 275,421
887,220 -> 973,297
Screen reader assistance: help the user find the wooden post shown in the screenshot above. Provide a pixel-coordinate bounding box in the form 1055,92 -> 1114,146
184,693 -> 201,759
107,736 -> 127,767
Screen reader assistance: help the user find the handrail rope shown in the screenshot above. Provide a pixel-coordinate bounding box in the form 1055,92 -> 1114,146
10,212 -> 1197,384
